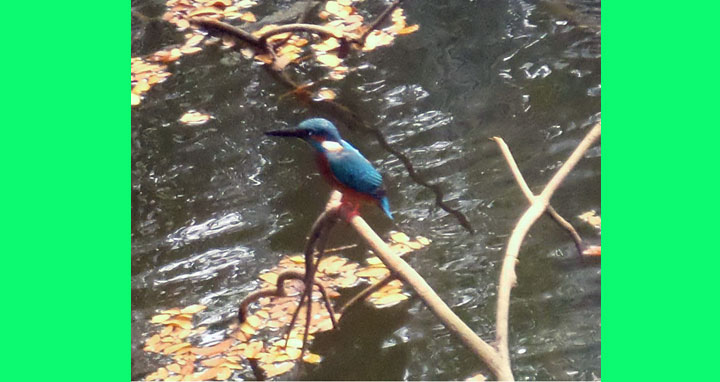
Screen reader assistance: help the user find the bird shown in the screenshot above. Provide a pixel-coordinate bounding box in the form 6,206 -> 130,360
265,118 -> 393,219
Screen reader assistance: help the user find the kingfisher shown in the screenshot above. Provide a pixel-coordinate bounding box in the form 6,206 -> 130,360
265,118 -> 393,219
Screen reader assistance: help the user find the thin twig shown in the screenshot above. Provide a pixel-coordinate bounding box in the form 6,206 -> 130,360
495,122 -> 601,376
491,137 -> 585,255
283,207 -> 340,349
237,270 -> 336,324
356,0 -> 403,43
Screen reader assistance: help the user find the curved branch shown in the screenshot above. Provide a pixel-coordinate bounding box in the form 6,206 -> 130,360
495,122 -> 601,374
491,137 -> 585,255
257,23 -> 345,44
189,17 -> 268,52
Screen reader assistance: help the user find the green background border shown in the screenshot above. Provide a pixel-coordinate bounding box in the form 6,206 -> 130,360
2,1 -> 718,380
1,2 -> 128,380
603,1 -> 720,380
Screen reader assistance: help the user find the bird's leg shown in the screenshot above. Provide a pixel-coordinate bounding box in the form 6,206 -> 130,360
339,195 -> 362,220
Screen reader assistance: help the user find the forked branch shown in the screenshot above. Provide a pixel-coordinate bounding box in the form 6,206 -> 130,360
494,122 -> 601,373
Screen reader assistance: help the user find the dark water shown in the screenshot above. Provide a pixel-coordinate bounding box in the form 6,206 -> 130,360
132,0 -> 600,380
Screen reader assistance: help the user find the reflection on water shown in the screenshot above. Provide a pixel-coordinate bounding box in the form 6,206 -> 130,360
132,0 -> 600,379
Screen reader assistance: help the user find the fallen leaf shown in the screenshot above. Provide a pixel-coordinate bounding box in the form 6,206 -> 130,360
246,314 -> 262,328
167,363 -> 182,373
151,314 -> 171,324
201,357 -> 226,368
356,267 -> 390,279
579,210 -> 601,229
264,362 -> 295,378
316,53 -> 342,67
190,339 -> 234,357
303,353 -> 322,364
164,342 -> 192,355
193,367 -> 219,381
215,367 -> 232,380
131,93 -> 141,106
315,88 -> 337,101
244,341 -> 264,359
397,24 -> 419,35
390,231 -> 410,243
165,317 -> 193,330
240,12 -> 256,22
179,111 -> 211,125
416,236 -> 431,245
372,293 -> 408,307
181,304 -> 207,314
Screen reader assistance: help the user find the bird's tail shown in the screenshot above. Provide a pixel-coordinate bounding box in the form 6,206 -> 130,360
378,196 -> 393,220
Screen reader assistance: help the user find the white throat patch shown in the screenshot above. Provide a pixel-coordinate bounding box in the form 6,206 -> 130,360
321,141 -> 344,152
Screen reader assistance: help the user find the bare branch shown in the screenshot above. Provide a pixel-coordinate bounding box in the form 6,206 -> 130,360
329,191 -> 511,380
491,137 -> 585,255
495,122 -> 601,374
189,17 -> 268,52
357,0 -> 403,43
257,23 -> 345,44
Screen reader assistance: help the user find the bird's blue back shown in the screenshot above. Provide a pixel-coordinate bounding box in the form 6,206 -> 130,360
325,141 -> 384,197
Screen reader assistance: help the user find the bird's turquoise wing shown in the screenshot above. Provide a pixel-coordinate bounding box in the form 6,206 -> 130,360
326,142 -> 384,196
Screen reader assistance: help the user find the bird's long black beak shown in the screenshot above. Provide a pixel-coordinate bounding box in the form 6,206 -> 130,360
264,128 -> 310,139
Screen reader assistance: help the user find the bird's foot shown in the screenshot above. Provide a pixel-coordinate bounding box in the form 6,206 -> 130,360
339,200 -> 361,220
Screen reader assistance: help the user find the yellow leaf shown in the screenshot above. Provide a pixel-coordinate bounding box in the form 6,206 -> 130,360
372,293 -> 408,307
165,317 -> 193,330
181,304 -> 207,314
316,53 -> 342,67
201,357 -> 226,367
181,46 -> 203,55
416,236 -> 431,246
151,314 -> 172,324
131,92 -> 141,106
244,341 -> 263,359
264,361 -> 295,378
240,12 -> 256,22
406,241 -> 423,250
390,231 -> 411,243
325,1 -> 352,18
167,363 -> 182,374
303,352 -> 322,364
285,346 -> 302,360
397,24 -> 420,35
288,255 -> 305,264
315,88 -> 337,101
356,267 -> 390,279
579,210 -> 601,229
164,342 -> 192,355
366,256 -> 383,266
179,111 -> 211,125
157,367 -> 169,380
190,339 -> 234,357
215,367 -> 232,380
313,37 -> 340,52
286,338 -> 303,348
246,315 -> 262,328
